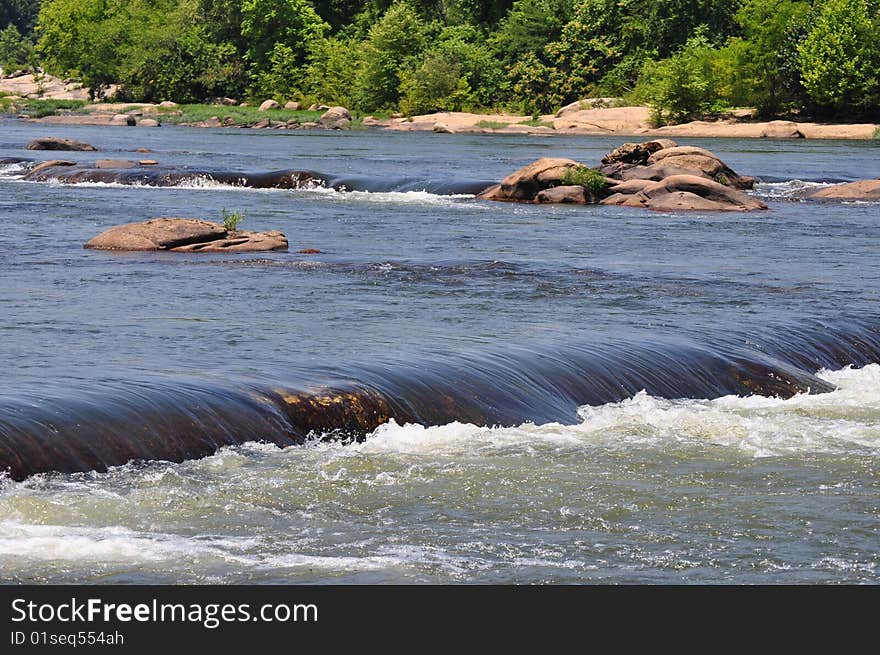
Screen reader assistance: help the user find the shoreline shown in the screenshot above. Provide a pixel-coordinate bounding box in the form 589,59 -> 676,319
2,71 -> 877,140
16,105 -> 878,141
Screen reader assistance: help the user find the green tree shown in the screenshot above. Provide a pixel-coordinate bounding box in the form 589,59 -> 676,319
0,24 -> 34,71
303,36 -> 363,106
797,0 -> 879,116
636,30 -> 721,125
713,0 -> 810,115
354,2 -> 429,110
0,0 -> 41,35
240,0 -> 328,92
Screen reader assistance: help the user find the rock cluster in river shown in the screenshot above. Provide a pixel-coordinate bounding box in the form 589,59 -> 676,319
478,139 -> 767,212
85,218 -> 289,253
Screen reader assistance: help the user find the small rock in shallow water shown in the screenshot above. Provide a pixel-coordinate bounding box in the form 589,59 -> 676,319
26,137 -> 97,151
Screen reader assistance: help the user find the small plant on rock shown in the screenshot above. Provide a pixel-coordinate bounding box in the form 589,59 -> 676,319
562,166 -> 608,194
221,208 -> 245,232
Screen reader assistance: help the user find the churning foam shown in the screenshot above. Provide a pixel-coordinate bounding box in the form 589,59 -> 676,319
342,364 -> 880,459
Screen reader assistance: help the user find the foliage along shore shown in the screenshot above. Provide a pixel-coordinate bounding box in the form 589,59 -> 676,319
2,90 -> 878,140
1,0 -> 879,129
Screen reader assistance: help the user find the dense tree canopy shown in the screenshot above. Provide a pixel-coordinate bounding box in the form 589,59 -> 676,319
11,0 -> 879,121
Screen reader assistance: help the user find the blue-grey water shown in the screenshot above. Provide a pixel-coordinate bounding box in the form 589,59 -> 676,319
1,119 -> 879,583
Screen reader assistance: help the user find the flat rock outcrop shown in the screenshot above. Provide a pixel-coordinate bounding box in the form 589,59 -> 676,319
85,218 -> 288,253
26,137 -> 97,151
807,179 -> 880,201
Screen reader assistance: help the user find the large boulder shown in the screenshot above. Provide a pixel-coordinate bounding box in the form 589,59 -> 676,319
645,146 -> 755,189
807,179 -> 880,202
601,175 -> 767,212
259,99 -> 280,111
110,114 -> 136,126
284,101 -> 300,111
25,159 -> 75,177
535,185 -> 592,204
84,218 -> 288,252
600,139 -> 677,167
26,137 -> 97,151
320,106 -> 352,128
479,157 -> 582,201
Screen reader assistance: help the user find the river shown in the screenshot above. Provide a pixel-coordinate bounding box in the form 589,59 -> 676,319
0,119 -> 878,583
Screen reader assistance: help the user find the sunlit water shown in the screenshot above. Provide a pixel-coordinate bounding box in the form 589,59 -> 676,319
1,119 -> 879,583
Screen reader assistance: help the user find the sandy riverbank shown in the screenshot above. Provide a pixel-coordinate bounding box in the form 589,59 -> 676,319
383,107 -> 879,140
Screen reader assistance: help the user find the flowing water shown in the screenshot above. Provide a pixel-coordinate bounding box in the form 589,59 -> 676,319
0,119 -> 879,583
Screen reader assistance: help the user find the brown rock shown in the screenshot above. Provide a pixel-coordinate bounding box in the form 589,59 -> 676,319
84,218 -> 288,253
25,159 -> 75,177
807,179 -> 880,201
137,118 -> 160,128
85,218 -> 227,251
284,101 -> 300,110
601,174 -> 767,212
259,99 -> 280,111
26,137 -> 97,152
495,158 -> 582,201
362,116 -> 381,126
297,248 -> 322,254
251,119 -> 271,129
172,230 -> 288,253
476,184 -> 505,201
645,146 -> 754,189
320,106 -> 352,128
535,185 -> 591,204
135,148 -> 153,153
433,122 -> 452,134
607,178 -> 656,195
139,160 -> 158,166
760,121 -> 804,139
158,101 -> 178,108
95,159 -> 137,169
600,139 -> 677,167
110,114 -> 136,126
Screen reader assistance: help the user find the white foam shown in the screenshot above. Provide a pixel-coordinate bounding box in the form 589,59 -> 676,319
330,364 -> 880,459
754,179 -> 834,200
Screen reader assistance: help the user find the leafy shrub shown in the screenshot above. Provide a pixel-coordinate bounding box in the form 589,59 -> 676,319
0,24 -> 34,71
636,31 -> 722,126
353,2 -> 428,111
400,52 -> 471,115
221,208 -> 245,232
562,166 -> 607,193
797,0 -> 880,116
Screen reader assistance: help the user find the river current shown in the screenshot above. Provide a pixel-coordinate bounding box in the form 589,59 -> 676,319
0,119 -> 878,583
